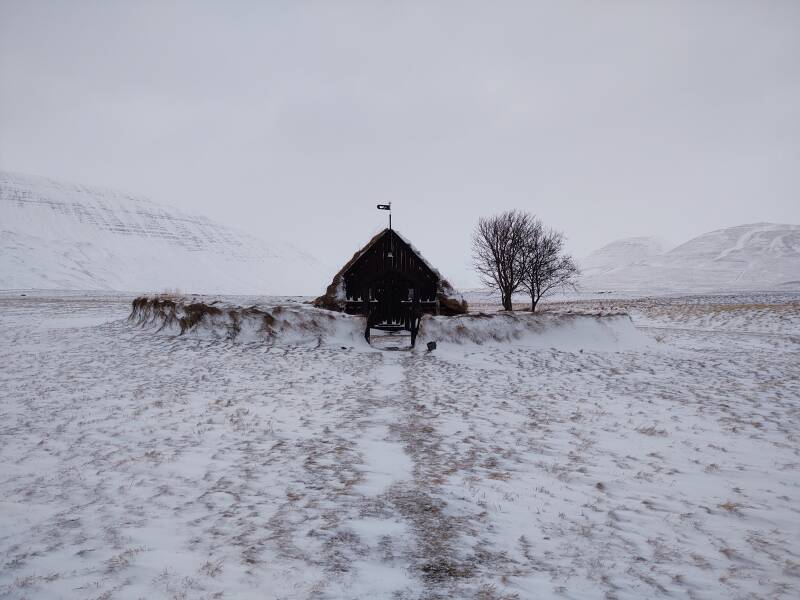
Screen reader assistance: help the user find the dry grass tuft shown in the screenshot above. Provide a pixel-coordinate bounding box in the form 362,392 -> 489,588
179,303 -> 223,333
635,425 -> 668,437
419,557 -> 474,582
718,501 -> 743,515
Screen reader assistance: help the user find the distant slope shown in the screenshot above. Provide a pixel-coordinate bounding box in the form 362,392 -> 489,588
580,223 -> 800,293
0,171 -> 328,295
581,237 -> 670,276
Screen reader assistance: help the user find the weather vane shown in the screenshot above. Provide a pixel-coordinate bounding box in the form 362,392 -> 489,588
377,202 -> 391,230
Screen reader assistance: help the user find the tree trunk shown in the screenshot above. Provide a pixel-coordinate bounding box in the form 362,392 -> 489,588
501,290 -> 513,311
504,291 -> 513,311
530,293 -> 537,312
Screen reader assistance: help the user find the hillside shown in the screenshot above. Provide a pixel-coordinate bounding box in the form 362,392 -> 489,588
580,237 -> 671,276
580,223 -> 800,293
0,171 -> 328,295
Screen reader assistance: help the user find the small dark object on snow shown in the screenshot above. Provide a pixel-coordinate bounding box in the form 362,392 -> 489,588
20,294 -> 26,296
426,341 -> 437,352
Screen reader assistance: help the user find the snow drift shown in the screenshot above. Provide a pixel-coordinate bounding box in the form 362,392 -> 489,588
417,312 -> 652,352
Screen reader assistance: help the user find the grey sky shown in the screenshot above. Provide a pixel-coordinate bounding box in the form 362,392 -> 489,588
2,1 -> 798,287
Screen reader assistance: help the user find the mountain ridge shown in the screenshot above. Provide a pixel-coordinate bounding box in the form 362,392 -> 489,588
0,171 -> 328,295
580,222 -> 800,293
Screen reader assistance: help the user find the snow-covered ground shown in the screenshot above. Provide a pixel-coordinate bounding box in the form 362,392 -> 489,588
1,291 -> 799,599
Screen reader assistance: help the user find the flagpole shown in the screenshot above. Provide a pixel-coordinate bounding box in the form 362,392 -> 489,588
376,202 -> 392,231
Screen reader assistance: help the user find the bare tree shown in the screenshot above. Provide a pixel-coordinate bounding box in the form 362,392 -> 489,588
519,221 -> 579,312
472,210 -> 530,311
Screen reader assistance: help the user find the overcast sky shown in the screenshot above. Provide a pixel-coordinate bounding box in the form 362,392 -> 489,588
1,1 -> 798,287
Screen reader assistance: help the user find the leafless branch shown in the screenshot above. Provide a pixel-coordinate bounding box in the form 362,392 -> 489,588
471,210 -> 531,311
519,222 -> 579,312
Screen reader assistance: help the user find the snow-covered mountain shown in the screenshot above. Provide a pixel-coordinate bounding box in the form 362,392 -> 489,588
0,171 -> 329,295
580,223 -> 800,293
580,237 -> 671,276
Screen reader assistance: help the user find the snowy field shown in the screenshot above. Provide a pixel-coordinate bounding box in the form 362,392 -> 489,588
1,291 -> 799,599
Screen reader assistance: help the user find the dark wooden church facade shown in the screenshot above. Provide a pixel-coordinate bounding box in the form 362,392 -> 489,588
316,228 -> 464,346
314,227 -> 467,346
342,228 -> 438,345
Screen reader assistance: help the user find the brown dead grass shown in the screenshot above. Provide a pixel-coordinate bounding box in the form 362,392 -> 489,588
179,303 -> 222,333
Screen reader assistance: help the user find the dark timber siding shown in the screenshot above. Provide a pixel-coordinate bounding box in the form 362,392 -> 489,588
340,229 -> 440,344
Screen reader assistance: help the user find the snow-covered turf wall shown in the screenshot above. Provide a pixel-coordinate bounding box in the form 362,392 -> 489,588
129,296 -> 369,347
129,296 -> 651,353
417,312 -> 651,352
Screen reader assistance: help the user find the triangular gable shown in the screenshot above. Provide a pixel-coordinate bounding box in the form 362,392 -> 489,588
343,229 -> 439,286
314,227 -> 467,315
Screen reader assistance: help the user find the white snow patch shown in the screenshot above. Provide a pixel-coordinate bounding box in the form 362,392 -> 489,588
354,425 -> 413,496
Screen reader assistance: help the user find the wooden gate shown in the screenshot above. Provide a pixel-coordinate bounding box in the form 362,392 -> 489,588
372,277 -> 409,328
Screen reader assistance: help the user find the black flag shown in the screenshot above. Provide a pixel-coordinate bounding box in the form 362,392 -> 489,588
376,204 -> 391,210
